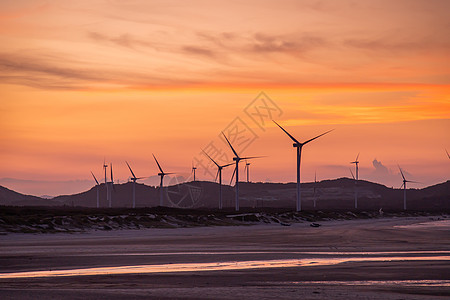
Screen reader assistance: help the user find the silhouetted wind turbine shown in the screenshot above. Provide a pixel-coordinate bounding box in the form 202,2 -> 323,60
108,163 -> 115,208
90,171 -> 100,208
222,132 -> 261,211
446,149 -> 450,159
192,162 -> 197,182
350,153 -> 360,209
126,161 -> 145,208
103,159 -> 109,205
202,150 -> 233,209
398,165 -> 418,210
153,154 -> 174,207
244,160 -> 251,182
313,171 -> 317,208
273,120 -> 333,211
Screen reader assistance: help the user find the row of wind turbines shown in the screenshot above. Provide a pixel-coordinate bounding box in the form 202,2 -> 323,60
90,120 -> 423,212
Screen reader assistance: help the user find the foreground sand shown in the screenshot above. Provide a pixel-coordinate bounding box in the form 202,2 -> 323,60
0,216 -> 449,299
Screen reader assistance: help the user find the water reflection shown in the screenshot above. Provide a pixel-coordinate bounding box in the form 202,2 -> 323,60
108,250 -> 450,256
0,255 -> 449,279
279,280 -> 450,287
395,219 -> 450,229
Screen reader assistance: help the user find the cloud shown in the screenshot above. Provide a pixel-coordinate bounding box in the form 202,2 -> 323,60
372,159 -> 390,177
251,33 -> 327,54
88,32 -> 154,50
0,53 -> 106,89
181,46 -> 217,58
0,51 -> 204,90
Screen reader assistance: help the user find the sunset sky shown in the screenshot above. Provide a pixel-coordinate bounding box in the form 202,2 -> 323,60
1,0 -> 449,196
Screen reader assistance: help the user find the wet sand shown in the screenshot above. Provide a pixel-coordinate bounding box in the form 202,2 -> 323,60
0,216 -> 449,299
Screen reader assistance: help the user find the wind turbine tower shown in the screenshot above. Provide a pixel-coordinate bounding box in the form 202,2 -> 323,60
91,171 -> 100,208
244,160 -> 251,183
202,150 -> 233,209
222,132 -> 261,211
103,159 -> 109,206
398,165 -> 417,210
350,153 -> 360,209
153,154 -> 174,207
273,120 -> 333,212
192,162 -> 197,182
108,163 -> 115,208
126,161 -> 145,208
313,171 -> 317,209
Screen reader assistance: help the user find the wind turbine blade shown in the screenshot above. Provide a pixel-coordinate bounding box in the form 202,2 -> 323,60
349,168 -> 355,180
221,132 -> 240,158
110,163 -> 114,183
302,129 -> 334,145
241,156 -> 264,160
244,161 -> 248,172
164,172 -> 175,175
272,120 -> 300,144
230,167 -> 236,185
397,165 -> 406,181
446,149 -> 450,159
126,161 -> 136,178
202,149 -> 220,167
315,171 -> 317,183
152,154 -> 164,173
222,162 -> 235,168
356,152 -> 360,162
214,170 -> 219,182
91,171 -> 99,185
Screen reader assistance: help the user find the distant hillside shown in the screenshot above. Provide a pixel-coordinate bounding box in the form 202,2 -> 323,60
0,186 -> 59,206
1,179 -> 449,211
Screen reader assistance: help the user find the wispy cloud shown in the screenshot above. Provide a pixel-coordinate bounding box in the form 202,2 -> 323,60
88,32 -> 155,50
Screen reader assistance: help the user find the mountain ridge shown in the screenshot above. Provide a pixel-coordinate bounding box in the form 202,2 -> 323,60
1,178 -> 448,211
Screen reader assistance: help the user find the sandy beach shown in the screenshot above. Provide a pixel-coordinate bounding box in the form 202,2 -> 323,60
0,216 -> 449,299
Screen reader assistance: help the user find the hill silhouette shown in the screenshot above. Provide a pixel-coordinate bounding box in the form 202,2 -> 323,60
1,179 -> 449,211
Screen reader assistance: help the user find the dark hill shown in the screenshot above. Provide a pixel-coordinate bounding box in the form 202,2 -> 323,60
0,186 -> 59,206
1,179 -> 449,211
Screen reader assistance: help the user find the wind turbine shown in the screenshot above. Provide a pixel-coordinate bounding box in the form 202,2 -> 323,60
313,171 -> 317,209
191,162 -> 197,182
398,165 -> 418,210
222,132 -> 261,211
446,149 -> 450,159
108,163 -> 115,208
244,160 -> 251,183
202,150 -> 234,209
126,161 -> 145,208
103,159 -> 109,206
153,154 -> 174,207
350,153 -> 360,209
273,120 -> 333,212
90,171 -> 100,208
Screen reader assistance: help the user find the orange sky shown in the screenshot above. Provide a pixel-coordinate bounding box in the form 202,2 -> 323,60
0,0 -> 449,196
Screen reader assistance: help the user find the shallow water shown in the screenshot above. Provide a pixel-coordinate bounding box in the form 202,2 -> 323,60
395,219 -> 450,229
1,255 -> 449,279
278,280 -> 450,287
107,250 -> 450,256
